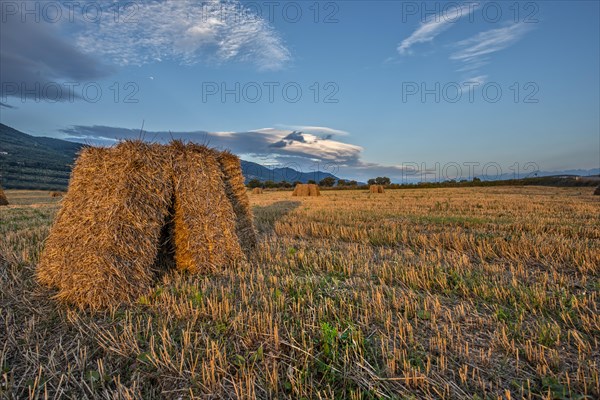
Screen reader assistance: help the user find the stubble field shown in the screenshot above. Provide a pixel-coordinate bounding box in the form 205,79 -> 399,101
1,187 -> 598,399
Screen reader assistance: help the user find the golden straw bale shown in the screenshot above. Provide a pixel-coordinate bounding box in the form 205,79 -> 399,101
171,143 -> 244,274
38,141 -> 257,309
216,151 -> 258,250
0,187 -> 8,206
308,184 -> 320,196
252,187 -> 263,194
37,142 -> 174,309
370,185 -> 385,193
292,184 -> 308,196
292,183 -> 320,197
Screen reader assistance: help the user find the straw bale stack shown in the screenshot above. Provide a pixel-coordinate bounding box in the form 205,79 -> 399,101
37,142 -> 174,308
292,183 -> 320,197
370,185 -> 385,193
37,141 -> 256,308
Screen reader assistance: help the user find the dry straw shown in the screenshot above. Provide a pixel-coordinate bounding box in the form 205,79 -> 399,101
0,186 -> 8,206
292,183 -> 320,197
217,151 -> 258,251
252,188 -> 263,194
37,142 -> 174,308
50,191 -> 64,198
37,141 -> 255,309
370,185 -> 385,193
171,142 -> 244,275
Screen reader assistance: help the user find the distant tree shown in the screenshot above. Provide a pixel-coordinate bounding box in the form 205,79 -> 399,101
337,179 -> 347,186
319,177 -> 336,187
293,181 -> 303,186
348,180 -> 358,186
307,179 -> 316,184
472,177 -> 481,183
247,179 -> 262,188
375,177 -> 391,186
264,180 -> 277,188
368,177 -> 391,186
279,181 -> 292,188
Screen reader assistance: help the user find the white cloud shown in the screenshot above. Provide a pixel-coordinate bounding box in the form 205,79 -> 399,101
74,0 -> 290,70
60,124 -> 422,181
262,129 -> 362,162
398,3 -> 480,55
277,125 -> 349,137
61,125 -> 362,164
398,18 -> 453,55
451,23 -> 531,67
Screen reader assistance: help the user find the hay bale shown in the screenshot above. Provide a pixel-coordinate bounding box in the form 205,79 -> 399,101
252,187 -> 263,194
0,187 -> 8,206
38,141 -> 257,309
370,185 -> 385,193
216,151 -> 258,251
292,184 -> 309,196
308,184 -> 320,196
292,183 -> 320,197
37,142 -> 174,308
594,185 -> 600,195
170,143 -> 245,274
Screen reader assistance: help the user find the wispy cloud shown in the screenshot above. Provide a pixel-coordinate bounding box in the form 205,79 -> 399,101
451,23 -> 531,69
275,125 -> 349,137
398,3 -> 479,55
74,0 -> 290,70
461,74 -> 487,87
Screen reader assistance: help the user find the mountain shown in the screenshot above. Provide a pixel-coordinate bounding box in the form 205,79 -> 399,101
0,124 -> 83,190
0,124 -> 339,190
240,161 -> 338,184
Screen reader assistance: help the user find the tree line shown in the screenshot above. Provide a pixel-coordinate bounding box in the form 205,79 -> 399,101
247,175 -> 598,189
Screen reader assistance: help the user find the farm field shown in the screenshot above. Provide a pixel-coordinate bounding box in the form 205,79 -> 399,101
0,187 -> 599,399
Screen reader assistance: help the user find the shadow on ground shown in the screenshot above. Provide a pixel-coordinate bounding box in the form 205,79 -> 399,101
253,201 -> 301,234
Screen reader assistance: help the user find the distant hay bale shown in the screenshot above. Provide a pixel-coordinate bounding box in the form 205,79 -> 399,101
37,141 -> 256,309
0,187 -> 8,206
252,187 -> 263,194
292,184 -> 309,196
370,185 -> 385,193
594,185 -> 600,195
309,184 -> 320,196
37,142 -> 174,308
217,151 -> 258,251
50,191 -> 64,198
292,183 -> 320,197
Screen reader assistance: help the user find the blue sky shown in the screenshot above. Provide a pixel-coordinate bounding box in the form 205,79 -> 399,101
1,0 -> 599,182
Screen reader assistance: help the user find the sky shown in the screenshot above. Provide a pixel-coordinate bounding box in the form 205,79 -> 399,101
1,0 -> 599,182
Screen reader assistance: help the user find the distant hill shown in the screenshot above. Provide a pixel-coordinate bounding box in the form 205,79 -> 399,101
240,161 -> 339,185
0,124 -> 83,190
0,124 -> 339,190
